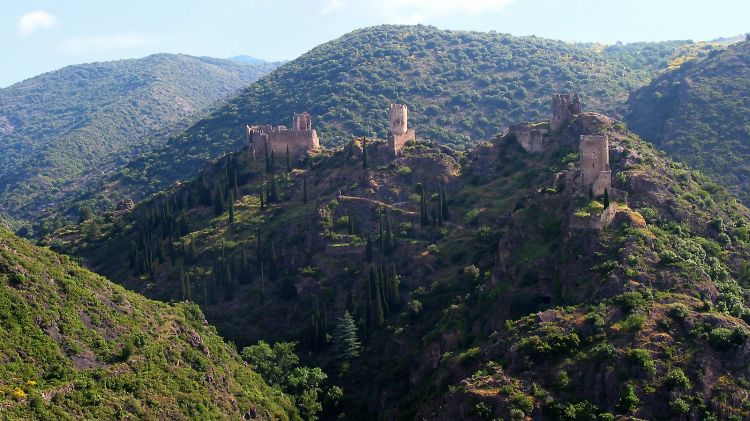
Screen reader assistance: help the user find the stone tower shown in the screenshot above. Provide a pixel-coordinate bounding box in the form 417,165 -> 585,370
388,103 -> 415,156
579,135 -> 611,196
389,104 -> 408,135
292,112 -> 312,131
551,93 -> 583,131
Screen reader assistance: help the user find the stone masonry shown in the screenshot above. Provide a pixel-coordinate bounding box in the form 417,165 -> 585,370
246,112 -> 320,160
509,123 -> 548,153
551,93 -> 582,131
388,103 -> 416,156
579,135 -> 611,197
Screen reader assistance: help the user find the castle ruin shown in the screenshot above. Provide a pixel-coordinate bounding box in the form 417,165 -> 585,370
509,123 -> 548,153
388,103 -> 416,156
550,93 -> 582,132
580,135 -> 611,197
246,112 -> 320,160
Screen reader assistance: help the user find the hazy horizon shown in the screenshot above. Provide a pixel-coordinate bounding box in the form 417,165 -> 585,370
2,0 -> 749,88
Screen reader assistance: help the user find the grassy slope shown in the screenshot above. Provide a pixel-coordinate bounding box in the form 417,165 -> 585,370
93,25 -> 692,215
626,39 -> 750,204
53,109 -> 750,418
0,53 -> 276,227
0,229 -> 296,419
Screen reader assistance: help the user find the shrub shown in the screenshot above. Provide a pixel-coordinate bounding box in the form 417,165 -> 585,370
617,292 -> 646,312
463,265 -> 481,282
617,384 -> 639,413
473,401 -> 493,419
554,370 -> 570,390
659,250 -> 679,264
510,392 -> 534,415
457,347 -> 481,366
627,348 -> 656,375
665,368 -> 691,389
669,397 -> 690,415
668,303 -> 690,320
407,300 -> 423,319
708,327 -> 747,350
397,165 -> 412,176
620,314 -> 646,331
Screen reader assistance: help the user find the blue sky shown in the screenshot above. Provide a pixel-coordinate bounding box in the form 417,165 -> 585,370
2,0 -> 748,87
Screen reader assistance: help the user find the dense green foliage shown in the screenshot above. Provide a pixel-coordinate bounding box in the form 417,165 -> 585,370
92,25 -> 692,220
0,53 -> 276,229
0,229 -> 300,419
626,40 -> 750,203
53,109 -> 750,418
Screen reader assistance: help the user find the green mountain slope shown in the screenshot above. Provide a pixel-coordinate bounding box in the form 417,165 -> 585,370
0,53 -> 276,228
54,102 -> 750,418
85,25 -> 692,222
0,229 -> 298,419
626,38 -> 750,203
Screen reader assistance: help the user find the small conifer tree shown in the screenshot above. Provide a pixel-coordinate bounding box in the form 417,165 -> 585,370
333,311 -> 362,361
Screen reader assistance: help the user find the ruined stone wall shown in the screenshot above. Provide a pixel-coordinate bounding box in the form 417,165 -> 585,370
580,135 -> 610,195
551,93 -> 582,131
292,112 -> 312,131
510,123 -> 548,153
388,129 -> 416,156
247,121 -> 319,160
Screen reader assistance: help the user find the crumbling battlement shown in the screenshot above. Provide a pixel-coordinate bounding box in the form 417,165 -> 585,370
246,113 -> 320,160
388,103 -> 416,156
551,93 -> 582,132
509,123 -> 548,153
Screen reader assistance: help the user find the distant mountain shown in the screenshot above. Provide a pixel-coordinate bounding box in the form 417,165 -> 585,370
0,228 -> 299,418
0,53 -> 278,231
230,55 -> 271,64
626,40 -> 750,203
87,25 -> 691,221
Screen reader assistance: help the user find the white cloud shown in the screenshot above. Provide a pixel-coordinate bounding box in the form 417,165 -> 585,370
17,10 -> 58,37
60,33 -> 149,53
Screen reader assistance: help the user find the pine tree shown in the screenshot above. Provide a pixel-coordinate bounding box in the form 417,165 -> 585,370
332,311 -> 362,360
286,145 -> 292,172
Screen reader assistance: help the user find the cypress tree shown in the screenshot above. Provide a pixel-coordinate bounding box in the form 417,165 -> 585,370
373,281 -> 385,327
603,188 -> 610,209
213,186 -> 224,216
265,146 -> 272,174
269,175 -> 278,202
260,262 -> 265,305
384,211 -> 394,255
389,263 -> 400,308
303,176 -> 308,204
362,138 -> 368,170
185,272 -> 192,300
286,145 -> 292,172
332,310 -> 362,361
365,234 -> 373,263
233,170 -> 239,198
180,266 -> 186,300
224,263 -> 233,302
228,191 -> 235,224
347,209 -> 354,235
259,184 -> 265,210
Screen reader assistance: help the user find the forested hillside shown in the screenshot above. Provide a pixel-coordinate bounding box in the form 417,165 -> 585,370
55,106 -> 750,419
0,229 -> 303,419
626,38 -> 750,203
0,53 -> 277,230
79,25 -> 698,225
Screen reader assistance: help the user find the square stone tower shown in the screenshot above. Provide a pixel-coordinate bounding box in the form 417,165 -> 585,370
388,103 -> 416,156
579,135 -> 611,196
